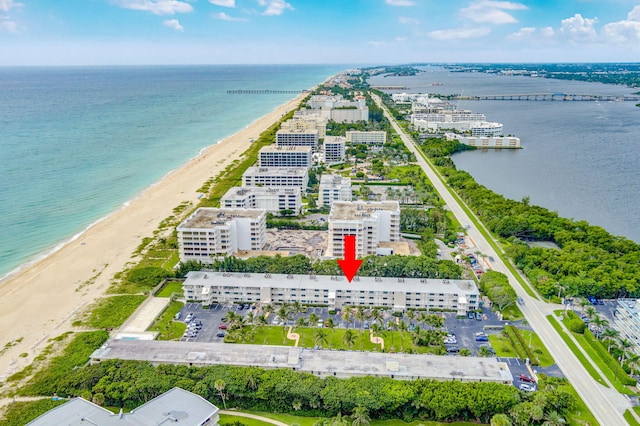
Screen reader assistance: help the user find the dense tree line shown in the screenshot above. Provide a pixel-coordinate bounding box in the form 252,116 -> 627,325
479,271 -> 517,312
419,138 -> 640,299
204,254 -> 462,280
17,358 -> 576,424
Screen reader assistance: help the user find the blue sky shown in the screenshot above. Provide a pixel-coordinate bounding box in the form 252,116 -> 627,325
1,0 -> 640,65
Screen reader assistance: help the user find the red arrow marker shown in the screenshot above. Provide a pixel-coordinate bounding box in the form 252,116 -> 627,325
337,235 -> 363,283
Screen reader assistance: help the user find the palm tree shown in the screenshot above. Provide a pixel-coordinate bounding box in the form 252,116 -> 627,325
584,306 -> 598,320
618,338 -> 634,366
397,320 -> 408,350
370,307 -> 383,326
341,309 -> 352,329
407,309 -> 416,326
343,329 -> 357,349
602,328 -> 620,352
214,379 -> 227,410
387,320 -> 397,351
329,412 -> 349,426
579,298 -> 590,314
490,413 -> 512,426
325,318 -> 335,348
308,312 -> 320,327
314,329 -> 328,349
255,314 -> 268,344
590,315 -> 608,338
355,306 -> 366,331
351,406 -> 371,426
542,411 -> 566,426
295,316 -> 308,329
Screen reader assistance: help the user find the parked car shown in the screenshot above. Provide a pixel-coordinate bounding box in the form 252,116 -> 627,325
475,312 -> 483,321
475,335 -> 489,342
444,337 -> 457,344
467,311 -> 475,320
216,332 -> 225,338
185,313 -> 194,323
517,297 -> 524,305
217,324 -> 228,330
446,346 -> 460,353
519,383 -> 535,392
519,374 -> 535,383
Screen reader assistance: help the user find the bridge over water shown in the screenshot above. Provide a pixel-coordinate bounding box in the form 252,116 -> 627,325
227,89 -> 310,94
456,93 -> 640,102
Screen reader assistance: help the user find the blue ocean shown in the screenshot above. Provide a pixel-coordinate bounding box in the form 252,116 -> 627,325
0,65 -> 343,279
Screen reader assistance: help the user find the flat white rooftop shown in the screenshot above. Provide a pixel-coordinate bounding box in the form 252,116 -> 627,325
184,271 -> 478,295
244,166 -> 308,177
178,207 -> 264,229
330,201 -> 400,221
91,340 -> 512,383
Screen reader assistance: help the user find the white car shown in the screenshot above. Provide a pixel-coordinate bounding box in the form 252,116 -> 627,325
519,383 -> 535,392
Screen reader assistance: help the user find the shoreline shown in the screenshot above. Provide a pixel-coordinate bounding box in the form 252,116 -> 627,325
0,91 -> 310,380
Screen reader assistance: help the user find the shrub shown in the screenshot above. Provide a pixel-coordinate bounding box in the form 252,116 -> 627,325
583,330 -> 637,386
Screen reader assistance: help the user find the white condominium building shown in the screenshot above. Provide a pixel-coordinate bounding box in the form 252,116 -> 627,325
328,201 -> 400,258
182,271 -> 479,314
280,116 -> 327,138
412,119 -> 503,136
410,111 -> 486,123
447,134 -> 521,149
323,136 -> 346,165
330,107 -> 368,123
318,174 -> 352,207
242,166 -> 309,190
258,146 -> 313,168
346,131 -> 387,146
221,186 -> 302,215
276,129 -> 319,152
177,207 -> 266,264
470,122 -> 503,137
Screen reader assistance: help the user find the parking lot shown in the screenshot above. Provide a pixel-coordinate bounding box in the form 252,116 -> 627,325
176,301 -> 529,357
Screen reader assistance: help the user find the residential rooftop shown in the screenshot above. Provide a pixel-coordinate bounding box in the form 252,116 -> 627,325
177,207 -> 265,230
329,201 -> 400,221
91,340 -> 512,384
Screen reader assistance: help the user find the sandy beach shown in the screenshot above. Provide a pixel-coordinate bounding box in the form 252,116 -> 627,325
0,92 -> 308,380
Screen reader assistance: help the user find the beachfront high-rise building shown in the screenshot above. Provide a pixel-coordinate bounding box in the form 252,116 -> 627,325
305,94 -> 369,123
280,116 -> 327,138
323,136 -> 346,165
345,131 -> 387,146
242,166 -> 309,190
330,107 -> 369,123
258,146 -> 313,168
177,207 -> 266,264
221,187 -> 302,215
276,129 -> 319,152
327,201 -> 400,258
318,174 -> 352,207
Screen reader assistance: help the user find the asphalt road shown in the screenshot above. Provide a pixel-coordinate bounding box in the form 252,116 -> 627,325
373,94 -> 630,426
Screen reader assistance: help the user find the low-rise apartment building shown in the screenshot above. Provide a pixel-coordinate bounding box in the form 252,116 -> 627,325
318,174 -> 352,207
258,146 -> 313,168
346,130 -> 387,145
446,134 -> 521,149
177,207 -> 266,264
221,186 -> 302,215
182,271 -> 479,314
242,166 -> 309,190
328,201 -> 400,258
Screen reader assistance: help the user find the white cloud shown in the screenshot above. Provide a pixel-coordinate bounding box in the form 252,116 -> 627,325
367,40 -> 388,46
0,0 -> 21,13
428,27 -> 491,40
601,5 -> 640,43
163,18 -> 183,31
395,36 -> 407,42
261,0 -> 293,16
213,11 -> 248,21
113,0 -> 193,15
559,13 -> 598,42
398,16 -> 420,25
385,0 -> 415,6
0,14 -> 17,32
209,0 -> 236,6
540,26 -> 554,37
460,1 -> 527,25
508,26 -> 535,40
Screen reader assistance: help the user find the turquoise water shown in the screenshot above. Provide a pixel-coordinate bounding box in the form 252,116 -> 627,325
0,65 -> 343,279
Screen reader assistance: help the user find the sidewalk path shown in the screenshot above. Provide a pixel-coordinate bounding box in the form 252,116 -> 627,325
219,410 -> 289,426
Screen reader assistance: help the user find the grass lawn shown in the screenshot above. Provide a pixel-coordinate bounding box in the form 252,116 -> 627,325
149,301 -> 186,340
553,382 -> 599,426
241,326 -> 441,354
546,315 -> 608,387
241,410 -> 484,426
488,330 -> 554,367
156,281 -> 184,298
219,414 -> 273,425
77,295 -> 146,329
625,410 -> 640,426
500,304 -> 524,321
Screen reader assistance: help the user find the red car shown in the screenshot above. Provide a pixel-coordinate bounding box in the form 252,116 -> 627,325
217,324 -> 228,330
519,374 -> 535,383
